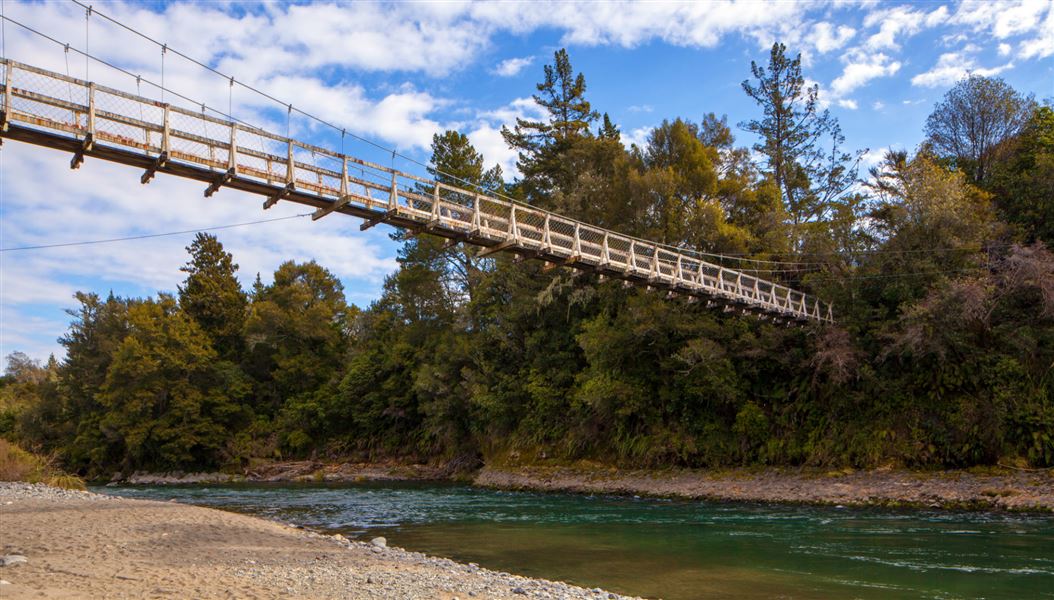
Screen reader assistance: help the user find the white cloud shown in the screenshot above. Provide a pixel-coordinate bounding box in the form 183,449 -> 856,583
621,126 -> 653,150
0,145 -> 397,362
803,77 -> 832,110
0,308 -> 69,365
810,22 -> 856,53
467,123 -> 518,177
470,1 -> 809,49
911,52 -> 1015,88
492,56 -> 534,77
6,0 -> 1054,363
464,97 -> 547,177
251,76 -> 445,151
863,5 -> 948,50
1018,4 -> 1054,59
627,105 -> 654,113
478,97 -> 547,125
830,51 -> 902,97
951,0 -> 1052,39
861,146 -> 892,170
6,1 -> 490,79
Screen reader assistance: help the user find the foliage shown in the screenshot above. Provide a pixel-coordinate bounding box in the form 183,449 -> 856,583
924,74 -> 1036,185
987,105 -> 1054,242
5,46 -> 1052,476
0,438 -> 86,490
95,295 -> 250,471
502,48 -> 598,202
740,43 -> 863,248
178,232 -> 248,360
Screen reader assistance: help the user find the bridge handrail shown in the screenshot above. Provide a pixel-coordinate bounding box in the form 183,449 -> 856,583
0,57 -> 833,323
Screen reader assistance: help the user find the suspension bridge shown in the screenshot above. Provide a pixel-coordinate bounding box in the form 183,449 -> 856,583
0,56 -> 833,324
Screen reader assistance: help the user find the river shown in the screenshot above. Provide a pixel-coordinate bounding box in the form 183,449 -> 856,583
97,481 -> 1054,599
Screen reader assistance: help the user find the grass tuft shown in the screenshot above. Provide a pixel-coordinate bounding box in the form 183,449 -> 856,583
0,438 -> 86,489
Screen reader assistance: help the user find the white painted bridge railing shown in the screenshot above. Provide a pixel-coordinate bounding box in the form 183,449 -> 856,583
0,58 -> 832,324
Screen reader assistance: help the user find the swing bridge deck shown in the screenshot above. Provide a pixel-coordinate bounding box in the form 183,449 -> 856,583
0,58 -> 832,324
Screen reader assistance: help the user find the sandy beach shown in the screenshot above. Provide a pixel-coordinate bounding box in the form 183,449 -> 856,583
0,483 -> 636,600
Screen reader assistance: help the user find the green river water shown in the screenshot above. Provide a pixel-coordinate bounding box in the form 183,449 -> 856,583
97,482 -> 1054,599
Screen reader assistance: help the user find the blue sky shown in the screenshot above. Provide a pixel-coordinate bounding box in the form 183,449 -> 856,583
1,0 -> 1052,364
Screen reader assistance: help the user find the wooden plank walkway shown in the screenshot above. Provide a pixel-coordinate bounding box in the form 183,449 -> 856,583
0,58 -> 832,324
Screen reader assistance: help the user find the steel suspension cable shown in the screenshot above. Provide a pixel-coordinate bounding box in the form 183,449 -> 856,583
54,1 -> 843,272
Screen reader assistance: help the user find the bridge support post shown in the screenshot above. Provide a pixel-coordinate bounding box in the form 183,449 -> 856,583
228,124 -> 238,175
142,106 -> 170,184
70,83 -> 95,169
542,214 -> 552,252
312,157 -> 354,219
471,194 -> 482,234
429,181 -> 441,225
287,140 -> 296,186
1,64 -> 12,134
508,205 -> 520,243
162,105 -> 170,156
570,223 -> 581,261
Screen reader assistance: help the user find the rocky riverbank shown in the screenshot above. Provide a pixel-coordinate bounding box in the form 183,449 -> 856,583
474,465 -> 1054,511
113,460 -> 449,485
109,460 -> 1054,512
0,482 -> 638,599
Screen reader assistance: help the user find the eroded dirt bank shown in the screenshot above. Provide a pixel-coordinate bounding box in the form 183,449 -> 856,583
473,465 -> 1054,511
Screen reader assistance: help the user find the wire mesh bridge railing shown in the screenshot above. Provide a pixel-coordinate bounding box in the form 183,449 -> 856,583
0,58 -> 833,324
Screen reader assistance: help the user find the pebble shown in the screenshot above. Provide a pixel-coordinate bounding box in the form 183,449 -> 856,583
0,482 -> 106,502
0,555 -> 28,567
0,481 -> 643,600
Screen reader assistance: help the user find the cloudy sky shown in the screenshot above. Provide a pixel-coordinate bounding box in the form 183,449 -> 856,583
1,0 -> 1052,364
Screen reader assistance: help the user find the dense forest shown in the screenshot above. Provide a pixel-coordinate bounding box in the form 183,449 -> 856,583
2,44 -> 1051,476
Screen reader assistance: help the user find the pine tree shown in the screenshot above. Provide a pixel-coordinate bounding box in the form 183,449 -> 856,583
178,233 -> 247,360
406,130 -> 503,306
740,43 -> 862,248
501,48 -> 598,200
598,113 -> 620,141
